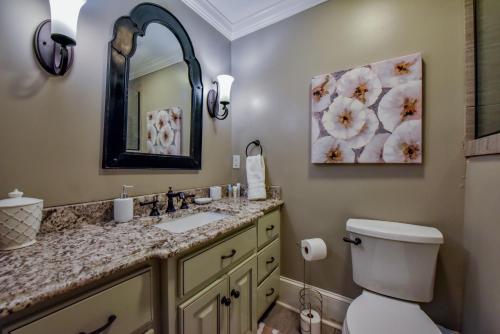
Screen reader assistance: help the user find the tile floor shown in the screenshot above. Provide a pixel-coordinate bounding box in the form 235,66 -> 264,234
259,304 -> 460,334
259,303 -> 342,334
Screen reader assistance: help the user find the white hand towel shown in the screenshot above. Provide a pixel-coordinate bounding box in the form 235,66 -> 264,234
246,155 -> 266,200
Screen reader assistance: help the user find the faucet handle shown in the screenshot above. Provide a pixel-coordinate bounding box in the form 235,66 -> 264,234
140,195 -> 160,216
179,193 -> 196,209
178,193 -> 189,209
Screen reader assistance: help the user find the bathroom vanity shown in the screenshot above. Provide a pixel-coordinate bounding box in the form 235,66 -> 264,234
0,194 -> 282,334
165,208 -> 280,334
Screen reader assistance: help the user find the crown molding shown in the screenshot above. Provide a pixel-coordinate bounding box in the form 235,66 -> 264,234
182,0 -> 327,41
130,54 -> 183,80
182,0 -> 233,40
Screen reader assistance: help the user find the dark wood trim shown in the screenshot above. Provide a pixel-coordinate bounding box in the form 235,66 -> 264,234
464,0 -> 500,156
102,3 -> 203,169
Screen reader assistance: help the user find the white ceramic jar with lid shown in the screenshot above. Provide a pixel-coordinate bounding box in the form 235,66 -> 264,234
0,189 -> 43,250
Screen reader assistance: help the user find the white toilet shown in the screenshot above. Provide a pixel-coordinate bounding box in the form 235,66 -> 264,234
342,218 -> 444,334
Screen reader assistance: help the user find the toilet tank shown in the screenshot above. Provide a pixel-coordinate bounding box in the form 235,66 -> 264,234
346,219 -> 443,303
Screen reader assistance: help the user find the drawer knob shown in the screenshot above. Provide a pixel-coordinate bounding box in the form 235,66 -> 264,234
221,249 -> 237,260
266,288 -> 275,297
231,289 -> 240,299
79,315 -> 117,334
266,225 -> 275,232
221,296 -> 231,306
266,256 -> 275,264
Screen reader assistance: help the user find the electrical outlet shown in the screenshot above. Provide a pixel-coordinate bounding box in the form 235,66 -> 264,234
232,155 -> 240,169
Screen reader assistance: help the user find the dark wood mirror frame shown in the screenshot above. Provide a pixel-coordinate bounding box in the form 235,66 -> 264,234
102,3 -> 203,169
464,0 -> 500,156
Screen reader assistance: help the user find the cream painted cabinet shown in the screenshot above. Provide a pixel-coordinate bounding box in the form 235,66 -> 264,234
178,256 -> 257,334
257,210 -> 280,249
179,227 -> 256,297
5,267 -> 157,334
179,278 -> 229,334
256,267 -> 280,319
228,257 -> 257,334
163,208 -> 281,334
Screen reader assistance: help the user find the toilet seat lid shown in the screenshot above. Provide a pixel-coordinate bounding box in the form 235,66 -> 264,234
345,291 -> 441,334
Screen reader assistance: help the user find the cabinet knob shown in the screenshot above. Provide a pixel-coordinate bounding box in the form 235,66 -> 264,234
266,288 -> 275,297
221,296 -> 231,306
266,225 -> 275,232
266,256 -> 275,264
231,289 -> 240,299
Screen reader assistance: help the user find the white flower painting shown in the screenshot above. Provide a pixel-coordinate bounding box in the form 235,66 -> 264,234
146,107 -> 182,155
311,53 -> 423,164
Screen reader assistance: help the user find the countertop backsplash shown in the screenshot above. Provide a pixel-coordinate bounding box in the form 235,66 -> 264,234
40,184 -> 281,234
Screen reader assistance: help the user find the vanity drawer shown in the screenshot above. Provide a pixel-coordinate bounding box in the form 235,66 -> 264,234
257,267 -> 280,319
257,239 -> 280,284
11,270 -> 152,334
180,227 -> 256,296
257,210 -> 280,249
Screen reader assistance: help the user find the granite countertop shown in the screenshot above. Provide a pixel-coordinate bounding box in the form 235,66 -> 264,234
0,197 -> 283,318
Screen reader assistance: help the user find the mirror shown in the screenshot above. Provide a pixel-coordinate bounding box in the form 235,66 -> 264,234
127,23 -> 191,156
475,0 -> 500,138
103,3 -> 203,169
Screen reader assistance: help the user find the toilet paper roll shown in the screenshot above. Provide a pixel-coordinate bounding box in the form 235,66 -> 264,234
301,238 -> 327,261
300,309 -> 321,334
210,186 -> 222,200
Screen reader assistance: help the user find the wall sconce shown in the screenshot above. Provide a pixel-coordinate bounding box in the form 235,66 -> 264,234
207,74 -> 234,120
33,0 -> 87,76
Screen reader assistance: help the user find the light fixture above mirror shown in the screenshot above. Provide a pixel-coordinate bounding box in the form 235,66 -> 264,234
33,0 -> 87,76
207,74 -> 234,120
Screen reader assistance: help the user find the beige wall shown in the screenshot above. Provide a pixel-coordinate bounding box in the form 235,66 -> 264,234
231,0 -> 466,329
462,156 -> 500,333
0,0 -> 231,206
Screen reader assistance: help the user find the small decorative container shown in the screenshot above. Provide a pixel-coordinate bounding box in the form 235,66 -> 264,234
0,189 -> 43,250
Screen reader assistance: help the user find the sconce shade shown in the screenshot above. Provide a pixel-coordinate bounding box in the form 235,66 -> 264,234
49,0 -> 87,46
217,75 -> 234,104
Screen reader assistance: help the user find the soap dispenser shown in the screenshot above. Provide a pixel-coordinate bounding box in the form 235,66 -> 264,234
114,185 -> 134,223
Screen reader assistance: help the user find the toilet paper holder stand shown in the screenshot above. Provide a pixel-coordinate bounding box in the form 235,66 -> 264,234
297,243 -> 323,334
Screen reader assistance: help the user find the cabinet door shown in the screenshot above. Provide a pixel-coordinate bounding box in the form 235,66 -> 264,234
228,256 -> 257,334
179,277 -> 229,334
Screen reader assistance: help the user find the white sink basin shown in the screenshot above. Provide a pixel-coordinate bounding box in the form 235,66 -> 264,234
154,212 -> 230,233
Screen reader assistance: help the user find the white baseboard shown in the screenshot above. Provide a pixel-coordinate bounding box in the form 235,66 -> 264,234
278,276 -> 352,330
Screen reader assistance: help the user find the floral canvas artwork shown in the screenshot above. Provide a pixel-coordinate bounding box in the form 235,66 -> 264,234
311,53 -> 422,164
146,107 -> 182,155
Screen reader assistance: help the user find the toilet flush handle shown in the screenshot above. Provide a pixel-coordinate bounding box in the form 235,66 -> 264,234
343,237 -> 362,245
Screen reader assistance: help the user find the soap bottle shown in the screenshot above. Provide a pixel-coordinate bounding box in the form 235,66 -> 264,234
114,185 -> 134,223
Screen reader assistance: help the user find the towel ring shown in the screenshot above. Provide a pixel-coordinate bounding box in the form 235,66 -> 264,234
246,140 -> 263,157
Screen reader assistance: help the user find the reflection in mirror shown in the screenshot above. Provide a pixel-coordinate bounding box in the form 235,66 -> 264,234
127,23 -> 191,156
475,0 -> 500,138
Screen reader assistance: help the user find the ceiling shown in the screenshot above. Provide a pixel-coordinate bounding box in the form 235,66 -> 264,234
129,23 -> 184,80
181,0 -> 328,40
